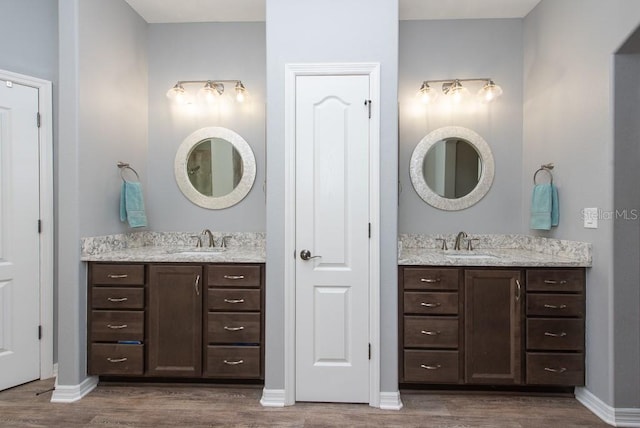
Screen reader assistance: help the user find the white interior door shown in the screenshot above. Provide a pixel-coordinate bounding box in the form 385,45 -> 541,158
0,80 -> 41,390
295,74 -> 370,403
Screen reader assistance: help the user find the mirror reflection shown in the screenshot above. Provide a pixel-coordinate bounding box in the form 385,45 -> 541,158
423,138 -> 482,199
187,138 -> 243,198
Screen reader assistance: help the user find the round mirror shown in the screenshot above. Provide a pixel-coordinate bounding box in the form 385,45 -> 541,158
410,126 -> 494,211
175,127 -> 256,209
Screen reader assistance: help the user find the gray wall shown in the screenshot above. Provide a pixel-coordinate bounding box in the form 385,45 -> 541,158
523,0 -> 640,408
399,19 -> 523,234
265,0 -> 399,392
147,23 -> 266,232
57,0 -> 147,385
613,51 -> 640,407
0,0 -> 59,363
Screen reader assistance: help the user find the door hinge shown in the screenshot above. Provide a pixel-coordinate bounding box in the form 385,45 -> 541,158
38,325 -> 42,340
38,219 -> 42,233
364,99 -> 372,119
368,223 -> 371,238
368,343 -> 371,360
36,112 -> 41,128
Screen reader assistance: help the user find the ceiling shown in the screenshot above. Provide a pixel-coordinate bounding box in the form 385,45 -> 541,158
124,0 -> 542,23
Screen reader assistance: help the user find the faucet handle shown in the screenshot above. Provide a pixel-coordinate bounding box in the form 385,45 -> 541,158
219,236 -> 232,248
190,235 -> 203,248
467,238 -> 480,251
435,238 -> 448,251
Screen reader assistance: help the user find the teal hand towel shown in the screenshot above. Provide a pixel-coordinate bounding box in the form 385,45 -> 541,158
551,184 -> 559,227
120,181 -> 147,228
530,183 -> 552,230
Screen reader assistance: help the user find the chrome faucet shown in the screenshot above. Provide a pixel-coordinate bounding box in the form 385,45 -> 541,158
201,229 -> 215,247
454,231 -> 467,250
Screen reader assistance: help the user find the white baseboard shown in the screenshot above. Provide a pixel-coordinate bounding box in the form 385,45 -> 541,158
50,376 -> 98,403
379,391 -> 403,410
576,387 -> 640,427
260,388 -> 287,407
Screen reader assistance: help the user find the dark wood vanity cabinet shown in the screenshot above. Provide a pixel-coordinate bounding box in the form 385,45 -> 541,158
399,266 -> 586,389
147,265 -> 203,377
87,262 -> 264,382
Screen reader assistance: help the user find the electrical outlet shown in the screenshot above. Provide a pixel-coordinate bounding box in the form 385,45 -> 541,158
583,208 -> 598,229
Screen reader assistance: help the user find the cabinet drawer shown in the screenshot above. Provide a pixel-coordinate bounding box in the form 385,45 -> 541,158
91,310 -> 144,342
205,346 -> 261,379
207,265 -> 261,288
526,269 -> 584,292
526,352 -> 584,386
526,319 -> 584,351
207,313 -> 261,344
92,287 -> 144,309
403,350 -> 459,383
526,294 -> 584,317
403,268 -> 459,291
208,288 -> 261,312
91,264 -> 145,286
404,292 -> 458,315
89,343 -> 143,375
404,316 -> 458,349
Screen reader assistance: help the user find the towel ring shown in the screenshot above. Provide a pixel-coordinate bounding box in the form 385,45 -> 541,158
533,163 -> 554,185
117,162 -> 140,183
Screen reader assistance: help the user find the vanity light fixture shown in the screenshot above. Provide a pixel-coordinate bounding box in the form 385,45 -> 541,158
417,78 -> 503,105
166,79 -> 248,104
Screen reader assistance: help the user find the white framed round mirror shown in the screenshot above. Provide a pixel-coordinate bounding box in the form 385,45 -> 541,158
175,127 -> 256,209
409,126 -> 494,211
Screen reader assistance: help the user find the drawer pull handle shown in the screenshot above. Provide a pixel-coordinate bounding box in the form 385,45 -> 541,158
107,324 -> 128,329
224,326 -> 245,331
544,331 -> 567,337
224,299 -> 245,304
420,330 -> 440,336
544,367 -> 567,373
543,304 -> 567,309
195,274 -> 201,296
516,279 -> 522,301
107,357 -> 128,363
420,364 -> 441,370
420,278 -> 440,283
107,297 -> 128,303
223,359 -> 245,365
420,302 -> 441,308
543,279 -> 568,285
107,274 -> 128,279
224,275 -> 245,280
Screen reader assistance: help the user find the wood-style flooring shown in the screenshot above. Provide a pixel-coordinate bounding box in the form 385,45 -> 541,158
0,378 -> 608,427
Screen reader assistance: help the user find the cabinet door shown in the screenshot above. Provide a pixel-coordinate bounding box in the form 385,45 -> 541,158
148,265 -> 203,377
464,270 -> 523,384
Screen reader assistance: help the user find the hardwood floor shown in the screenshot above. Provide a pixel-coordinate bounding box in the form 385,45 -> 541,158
0,378 -> 608,427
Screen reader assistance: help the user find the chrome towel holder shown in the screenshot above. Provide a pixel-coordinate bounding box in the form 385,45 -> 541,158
533,163 -> 554,185
117,161 -> 140,182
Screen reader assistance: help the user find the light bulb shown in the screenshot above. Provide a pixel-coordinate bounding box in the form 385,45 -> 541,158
166,83 -> 188,103
235,82 -> 246,103
417,82 -> 437,104
198,81 -> 222,104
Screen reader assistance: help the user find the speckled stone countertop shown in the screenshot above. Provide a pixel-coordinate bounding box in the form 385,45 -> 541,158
80,231 -> 265,263
398,234 -> 592,267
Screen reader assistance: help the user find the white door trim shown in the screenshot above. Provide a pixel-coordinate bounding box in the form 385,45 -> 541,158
282,63 -> 380,407
0,69 -> 54,380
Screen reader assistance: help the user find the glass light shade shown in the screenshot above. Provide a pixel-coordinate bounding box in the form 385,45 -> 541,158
477,80 -> 503,103
198,81 -> 223,104
446,81 -> 469,104
417,82 -> 438,104
235,82 -> 247,103
166,83 -> 190,104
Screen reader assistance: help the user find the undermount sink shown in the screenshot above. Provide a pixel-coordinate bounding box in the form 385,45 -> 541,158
174,247 -> 227,255
445,253 -> 498,260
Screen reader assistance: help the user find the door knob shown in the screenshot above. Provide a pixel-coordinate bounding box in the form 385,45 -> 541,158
300,250 -> 321,260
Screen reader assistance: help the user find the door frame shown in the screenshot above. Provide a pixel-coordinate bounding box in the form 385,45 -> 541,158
0,69 -> 54,380
283,63 -> 381,406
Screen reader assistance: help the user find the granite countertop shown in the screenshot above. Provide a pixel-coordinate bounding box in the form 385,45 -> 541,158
81,246 -> 265,263
398,248 -> 590,267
